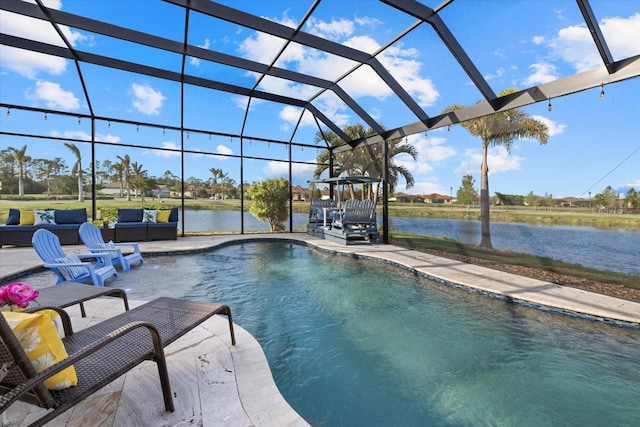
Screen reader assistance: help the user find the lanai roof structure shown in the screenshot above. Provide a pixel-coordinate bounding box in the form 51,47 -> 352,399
1,0 -> 639,237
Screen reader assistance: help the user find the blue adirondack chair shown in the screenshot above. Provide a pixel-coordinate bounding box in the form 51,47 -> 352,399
31,229 -> 117,286
79,222 -> 143,272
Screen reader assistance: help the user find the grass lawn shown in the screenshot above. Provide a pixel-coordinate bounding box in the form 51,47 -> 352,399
390,232 -> 639,292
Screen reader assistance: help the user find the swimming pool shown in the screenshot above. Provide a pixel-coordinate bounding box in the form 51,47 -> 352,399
21,242 -> 640,426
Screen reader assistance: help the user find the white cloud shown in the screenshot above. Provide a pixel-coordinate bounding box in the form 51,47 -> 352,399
549,25 -> 602,72
216,145 -> 233,156
548,13 -> 640,72
231,95 -> 264,111
403,181 -> 443,195
0,46 -> 67,79
334,64 -> 390,101
354,16 -> 382,29
530,115 -> 566,137
455,146 -> 523,176
396,134 -> 456,178
39,1 -> 62,9
25,81 -> 80,110
279,106 -> 316,127
532,36 -> 545,45
63,131 -> 88,141
521,62 -> 558,86
190,38 -> 211,66
263,160 -> 315,178
48,129 -> 120,143
341,37 -> 439,107
312,92 -> 351,127
0,3 -> 90,79
237,24 -> 290,66
95,133 -> 121,143
255,75 -> 320,99
398,156 -> 434,175
130,83 -> 166,115
624,179 -> 640,189
484,67 -> 506,81
49,130 -> 88,141
306,17 -> 354,41
342,34 -> 380,55
414,135 -> 457,163
237,12 -> 439,127
600,13 -> 640,58
153,142 -> 181,158
377,45 -> 439,107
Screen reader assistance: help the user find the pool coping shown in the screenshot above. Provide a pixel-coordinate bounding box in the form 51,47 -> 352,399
115,234 -> 640,328
2,233 -> 639,328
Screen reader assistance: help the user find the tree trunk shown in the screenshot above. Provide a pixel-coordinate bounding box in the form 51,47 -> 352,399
18,166 -> 24,196
77,172 -> 84,202
480,141 -> 493,248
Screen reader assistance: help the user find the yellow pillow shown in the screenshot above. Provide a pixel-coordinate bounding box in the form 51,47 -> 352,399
156,209 -> 171,223
19,209 -> 35,226
3,310 -> 78,390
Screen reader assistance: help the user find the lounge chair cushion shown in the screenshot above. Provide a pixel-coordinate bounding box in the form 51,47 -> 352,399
6,208 -> 20,225
54,254 -> 85,280
34,210 -> 56,225
54,208 -> 87,224
19,209 -> 35,226
142,209 -> 158,223
117,208 -> 143,223
156,209 -> 171,223
3,310 -> 78,390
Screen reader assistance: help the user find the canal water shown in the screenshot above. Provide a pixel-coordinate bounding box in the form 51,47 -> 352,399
178,210 -> 640,275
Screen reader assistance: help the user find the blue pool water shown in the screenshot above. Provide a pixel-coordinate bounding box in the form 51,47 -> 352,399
21,242 -> 640,426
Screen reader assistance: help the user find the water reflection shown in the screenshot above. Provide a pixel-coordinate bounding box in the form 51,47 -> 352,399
178,210 -> 639,275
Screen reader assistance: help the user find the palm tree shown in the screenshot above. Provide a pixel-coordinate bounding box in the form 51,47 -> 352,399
442,88 -> 549,248
64,143 -> 84,202
116,154 -> 131,201
209,167 -> 222,198
314,124 -> 417,202
130,161 -> 150,201
112,161 -> 125,198
8,145 -> 31,196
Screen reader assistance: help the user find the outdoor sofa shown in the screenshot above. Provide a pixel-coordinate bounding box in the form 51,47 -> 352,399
0,207 -> 179,247
114,207 -> 178,242
0,208 -> 87,248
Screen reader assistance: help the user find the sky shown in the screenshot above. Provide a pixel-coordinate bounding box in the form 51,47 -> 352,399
0,0 -> 639,199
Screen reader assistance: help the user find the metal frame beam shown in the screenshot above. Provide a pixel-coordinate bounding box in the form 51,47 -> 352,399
2,0 -> 639,165
165,0 -> 430,128
576,0 -> 616,74
0,0 -> 372,140
382,0 -> 497,106
335,55 -> 640,152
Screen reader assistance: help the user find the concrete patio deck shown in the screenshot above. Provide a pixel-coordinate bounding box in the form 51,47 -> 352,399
1,233 -> 639,426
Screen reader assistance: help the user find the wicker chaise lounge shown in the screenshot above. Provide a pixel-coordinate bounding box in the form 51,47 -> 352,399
25,282 -> 129,318
0,297 -> 235,426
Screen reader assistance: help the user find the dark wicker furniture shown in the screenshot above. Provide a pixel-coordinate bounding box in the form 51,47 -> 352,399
24,282 -> 129,318
0,297 -> 235,426
114,208 -> 178,242
0,208 -> 88,248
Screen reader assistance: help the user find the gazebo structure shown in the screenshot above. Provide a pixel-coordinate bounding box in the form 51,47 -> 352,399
1,0 -> 638,241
